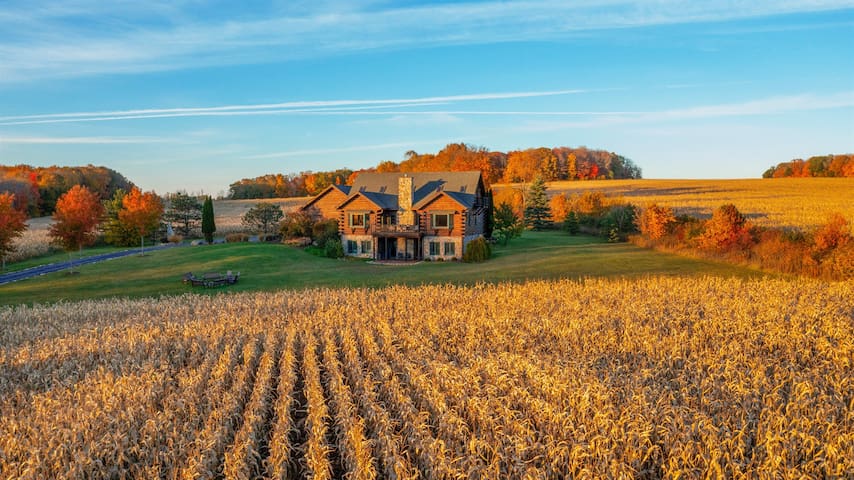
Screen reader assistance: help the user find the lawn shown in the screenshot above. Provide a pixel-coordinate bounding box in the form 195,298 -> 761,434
0,231 -> 767,306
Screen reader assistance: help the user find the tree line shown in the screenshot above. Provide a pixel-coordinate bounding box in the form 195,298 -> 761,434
228,143 -> 642,199
762,154 -> 854,178
0,164 -> 134,217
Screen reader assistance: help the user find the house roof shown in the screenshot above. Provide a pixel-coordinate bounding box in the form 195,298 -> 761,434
300,183 -> 351,210
342,171 -> 482,210
412,189 -> 476,210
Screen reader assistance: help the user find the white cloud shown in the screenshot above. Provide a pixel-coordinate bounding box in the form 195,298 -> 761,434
0,90 -> 586,125
0,135 -> 171,144
1,0 -> 852,82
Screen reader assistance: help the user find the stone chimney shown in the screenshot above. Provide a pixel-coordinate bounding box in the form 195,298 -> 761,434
398,174 -> 415,225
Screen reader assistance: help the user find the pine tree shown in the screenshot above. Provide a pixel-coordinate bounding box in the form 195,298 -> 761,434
201,196 -> 216,243
524,175 -> 552,230
484,189 -> 494,239
563,210 -> 580,235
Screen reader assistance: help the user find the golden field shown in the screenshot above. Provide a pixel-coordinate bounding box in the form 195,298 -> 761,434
496,178 -> 854,230
2,277 -> 851,479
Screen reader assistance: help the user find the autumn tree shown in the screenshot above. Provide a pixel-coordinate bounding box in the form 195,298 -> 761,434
243,202 -> 284,237
119,187 -> 164,255
493,202 -> 523,245
201,196 -> 216,243
698,204 -> 752,251
637,203 -> 676,240
524,176 -> 553,230
812,213 -> 851,257
49,185 -> 104,272
101,189 -> 136,246
165,192 -> 202,237
0,193 -> 28,271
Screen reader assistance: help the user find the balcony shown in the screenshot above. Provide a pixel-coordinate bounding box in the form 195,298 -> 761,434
374,223 -> 421,237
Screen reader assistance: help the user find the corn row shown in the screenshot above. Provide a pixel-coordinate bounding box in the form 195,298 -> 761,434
338,326 -> 418,479
223,332 -> 282,480
319,328 -> 377,480
181,335 -> 263,480
301,328 -> 334,480
266,326 -> 298,479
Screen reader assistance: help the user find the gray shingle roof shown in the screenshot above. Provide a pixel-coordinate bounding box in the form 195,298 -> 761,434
345,171 -> 482,210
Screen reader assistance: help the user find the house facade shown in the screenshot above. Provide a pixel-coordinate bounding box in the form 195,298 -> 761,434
304,171 -> 488,261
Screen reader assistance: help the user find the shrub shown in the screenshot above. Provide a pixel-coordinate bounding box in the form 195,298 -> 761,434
463,237 -> 492,263
563,211 -> 580,235
167,234 -> 184,244
312,219 -> 339,248
324,239 -> 344,258
697,204 -> 753,251
225,233 -> 250,243
601,204 -> 638,242
637,203 -> 676,240
281,210 -> 316,239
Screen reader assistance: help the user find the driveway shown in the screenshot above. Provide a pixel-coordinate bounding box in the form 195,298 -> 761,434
0,244 -> 183,286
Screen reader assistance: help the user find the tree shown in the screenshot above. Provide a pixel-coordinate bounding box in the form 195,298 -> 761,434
49,185 -> 104,272
484,189 -> 494,239
698,204 -> 752,251
637,203 -> 676,240
0,193 -> 28,271
243,202 -> 284,237
493,202 -> 523,245
201,196 -> 216,243
101,189 -> 136,246
281,209 -> 318,239
119,187 -> 164,256
563,211 -> 580,235
524,176 -> 552,230
165,192 -> 202,237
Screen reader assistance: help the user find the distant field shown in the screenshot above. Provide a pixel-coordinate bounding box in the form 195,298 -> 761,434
495,178 -> 854,230
213,197 -> 308,235
2,277 -> 850,478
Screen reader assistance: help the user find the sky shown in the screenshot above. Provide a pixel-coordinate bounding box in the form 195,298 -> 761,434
0,1 -> 852,195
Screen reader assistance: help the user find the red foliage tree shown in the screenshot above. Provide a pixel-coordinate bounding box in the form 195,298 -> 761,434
0,192 -> 28,270
119,187 -> 164,255
49,185 -> 104,271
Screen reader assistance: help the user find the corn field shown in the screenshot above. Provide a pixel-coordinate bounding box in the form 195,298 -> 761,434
1,277 -> 851,478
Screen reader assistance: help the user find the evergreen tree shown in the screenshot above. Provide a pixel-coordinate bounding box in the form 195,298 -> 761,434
164,192 -> 202,237
563,210 -> 580,235
493,202 -> 523,245
201,196 -> 216,243
524,175 -> 552,230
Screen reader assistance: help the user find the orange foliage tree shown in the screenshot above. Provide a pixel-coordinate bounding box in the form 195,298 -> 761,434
49,185 -> 104,271
119,187 -> 164,255
698,204 -> 753,251
812,213 -> 851,256
637,203 -> 676,240
0,192 -> 28,270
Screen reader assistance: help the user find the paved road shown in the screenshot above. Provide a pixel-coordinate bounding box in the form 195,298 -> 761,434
0,244 -> 183,286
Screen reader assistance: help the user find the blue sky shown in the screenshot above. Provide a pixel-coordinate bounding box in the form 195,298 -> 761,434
0,1 -> 852,195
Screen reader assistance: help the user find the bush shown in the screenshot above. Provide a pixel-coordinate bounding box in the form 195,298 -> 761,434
312,219 -> 340,248
281,210 -> 316,239
697,204 -> 753,252
637,204 -> 676,240
225,233 -> 250,243
463,237 -> 492,263
167,234 -> 184,244
324,239 -> 344,258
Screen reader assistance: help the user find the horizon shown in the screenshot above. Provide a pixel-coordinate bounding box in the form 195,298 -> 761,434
1,1 -> 852,194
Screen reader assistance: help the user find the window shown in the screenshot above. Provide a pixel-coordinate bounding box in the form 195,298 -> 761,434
349,212 -> 370,227
360,240 -> 371,253
431,213 -> 453,229
429,241 -> 440,256
347,240 -> 358,254
444,241 -> 455,256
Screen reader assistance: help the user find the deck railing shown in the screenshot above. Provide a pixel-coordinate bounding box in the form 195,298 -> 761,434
375,223 -> 420,233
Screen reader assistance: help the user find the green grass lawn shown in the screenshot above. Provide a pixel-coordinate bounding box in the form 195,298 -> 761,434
0,231 -> 767,306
